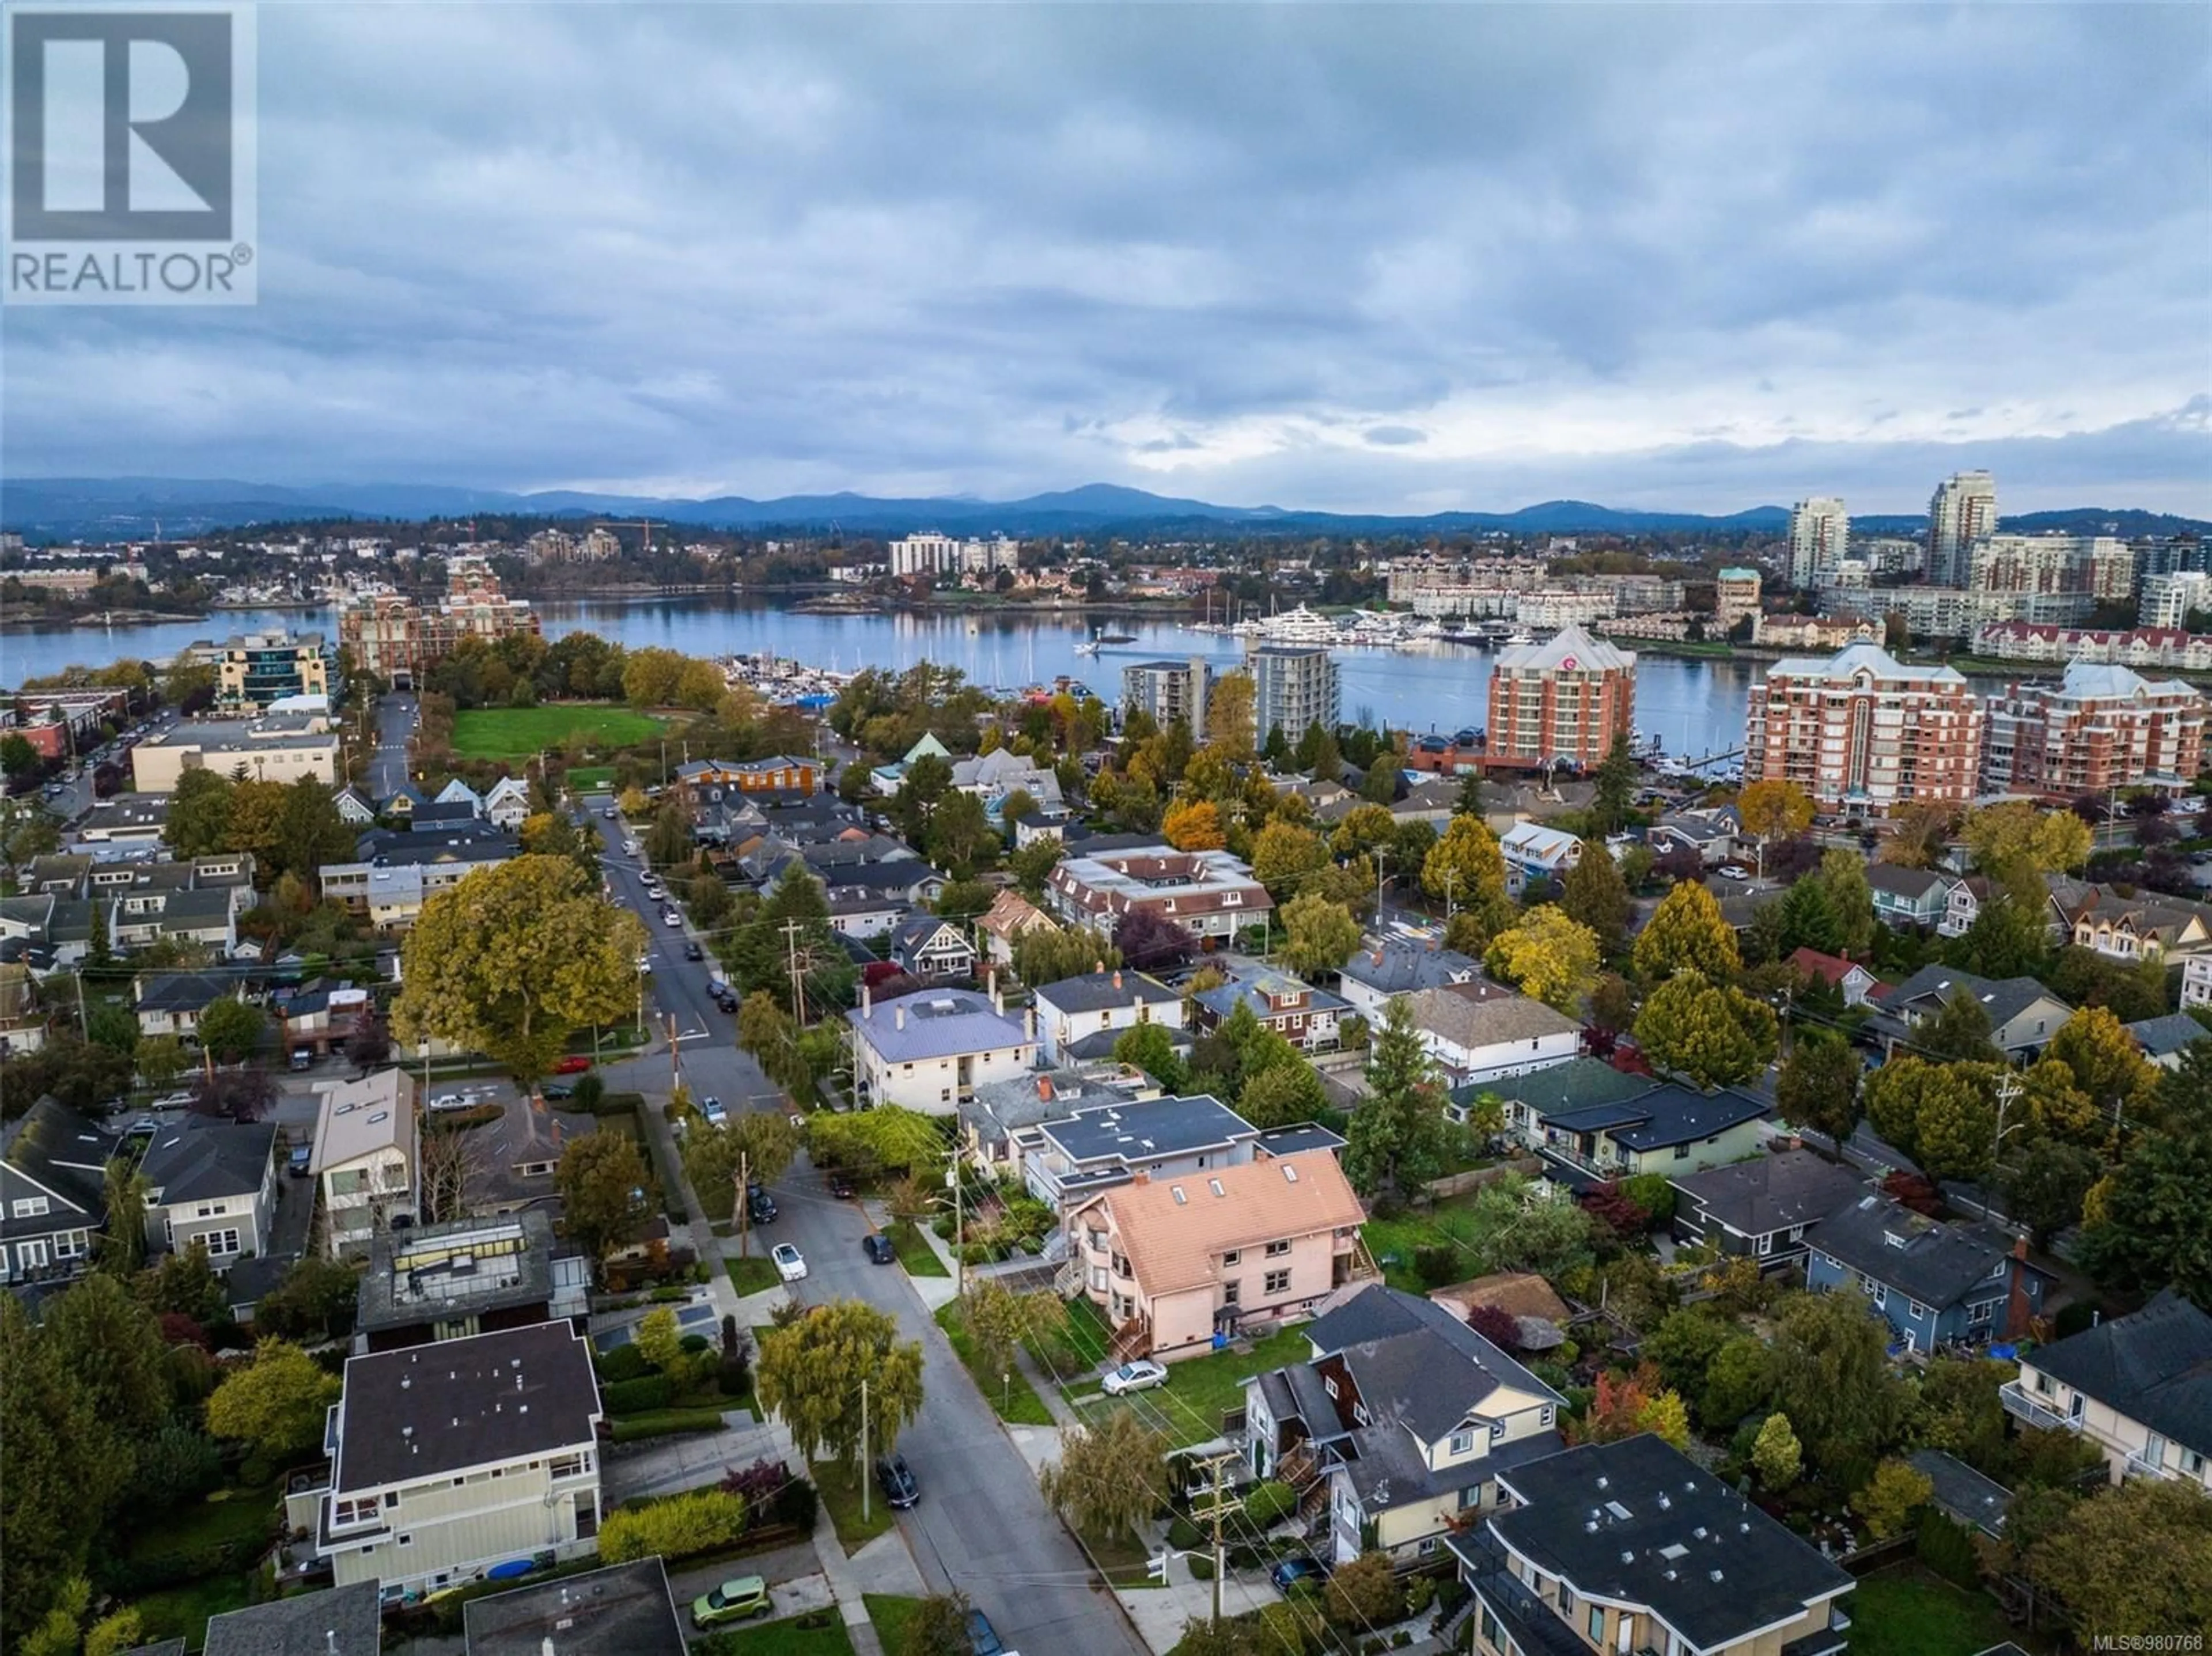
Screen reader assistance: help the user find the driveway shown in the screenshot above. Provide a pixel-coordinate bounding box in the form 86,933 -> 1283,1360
600,1411 -> 791,1506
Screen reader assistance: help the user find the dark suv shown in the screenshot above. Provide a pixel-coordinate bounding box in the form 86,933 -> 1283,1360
874,1453 -> 920,1509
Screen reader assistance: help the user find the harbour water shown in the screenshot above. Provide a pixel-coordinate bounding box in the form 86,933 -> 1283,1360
0,596 -> 1764,759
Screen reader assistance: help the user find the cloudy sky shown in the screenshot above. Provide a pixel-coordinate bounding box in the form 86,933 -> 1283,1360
7,4 -> 2209,514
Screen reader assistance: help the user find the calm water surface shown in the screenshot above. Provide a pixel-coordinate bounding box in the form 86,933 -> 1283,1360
1,596 -> 1763,758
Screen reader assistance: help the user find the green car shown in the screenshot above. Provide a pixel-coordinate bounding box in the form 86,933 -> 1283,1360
692,1575 -> 771,1628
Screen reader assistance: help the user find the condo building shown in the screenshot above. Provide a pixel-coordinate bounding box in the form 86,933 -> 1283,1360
1743,642 -> 1984,813
1484,624 -> 1636,771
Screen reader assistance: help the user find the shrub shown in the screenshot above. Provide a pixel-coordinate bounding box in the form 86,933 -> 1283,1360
1241,1480 -> 1297,1530
1914,1509 -> 1982,1589
597,1487 -> 749,1564
650,1284 -> 688,1302
1620,1173 -> 1676,1226
1403,1577 -> 1435,1615
1167,1514 -> 1205,1551
602,1374 -> 674,1414
679,1332 -> 712,1354
1187,1552 -> 1215,1579
1412,1244 -> 1460,1287
596,1344 -> 652,1384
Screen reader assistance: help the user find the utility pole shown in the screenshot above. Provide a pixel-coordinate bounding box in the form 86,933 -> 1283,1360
859,1378 -> 870,1524
1190,1449 -> 1243,1627
781,918 -> 809,1025
948,1163 -> 965,1299
668,1011 -> 680,1092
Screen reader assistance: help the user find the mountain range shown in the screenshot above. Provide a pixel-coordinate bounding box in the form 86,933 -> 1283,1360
5,476 -> 2206,543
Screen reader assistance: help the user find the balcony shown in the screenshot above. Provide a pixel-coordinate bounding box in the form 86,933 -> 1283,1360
2125,1449 -> 2176,1481
1999,1381 -> 2078,1434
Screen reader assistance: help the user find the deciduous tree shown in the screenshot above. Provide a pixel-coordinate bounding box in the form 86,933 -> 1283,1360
1775,1029 -> 1860,1141
1766,1290 -> 1910,1475
1250,820 -> 1327,901
2047,1005 -> 2156,1126
1112,1021 -> 1188,1093
1850,1458 -> 1933,1541
1736,780 -> 1815,856
395,855 -> 648,1089
195,995 -> 266,1064
1039,1404 -> 1172,1544
1278,892 -> 1362,977
1632,970 -> 1777,1089
206,1338 -> 340,1459
2023,1475 -> 2212,1639
554,1131 -> 650,1265
1751,1414 -> 1802,1491
756,1298 -> 926,1463
961,1280 -> 1067,1382
1963,802 -> 2092,880
1421,815 -> 1513,943
1162,798 -> 1228,852
1559,840 -> 1631,954
1236,1060 -> 1330,1128
1484,905 -> 1601,1013
1631,880 -> 1741,982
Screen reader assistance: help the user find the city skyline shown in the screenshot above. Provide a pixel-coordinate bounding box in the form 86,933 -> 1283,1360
2,6 -> 2207,516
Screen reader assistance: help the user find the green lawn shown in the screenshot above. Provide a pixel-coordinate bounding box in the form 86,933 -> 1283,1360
126,1575 -> 256,1648
864,1594 -> 926,1655
1062,1324 -> 1310,1448
695,1611 -> 858,1656
1361,1196 -> 1490,1294
567,764 -> 616,791
728,1255 -> 785,1297
127,1481 -> 279,1559
1846,1566 -> 2028,1656
813,1456 -> 894,1551
934,1301 -> 1055,1426
887,1220 -> 949,1278
449,704 -> 665,759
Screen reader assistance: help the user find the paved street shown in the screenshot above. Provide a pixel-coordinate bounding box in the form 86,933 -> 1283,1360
368,692 -> 417,798
574,799 -> 1149,1656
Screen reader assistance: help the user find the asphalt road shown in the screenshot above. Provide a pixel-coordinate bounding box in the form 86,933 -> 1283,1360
575,800 -> 1147,1656
369,692 -> 418,799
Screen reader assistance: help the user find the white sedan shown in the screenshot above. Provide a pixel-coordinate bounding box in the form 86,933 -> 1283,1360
662,910 -> 683,928
771,1243 -> 808,1282
427,1093 -> 474,1113
1100,1359 -> 1168,1396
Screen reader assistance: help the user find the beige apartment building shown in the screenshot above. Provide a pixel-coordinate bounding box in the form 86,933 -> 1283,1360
2001,1290 -> 2212,1490
130,714 -> 340,793
1742,642 -> 1983,813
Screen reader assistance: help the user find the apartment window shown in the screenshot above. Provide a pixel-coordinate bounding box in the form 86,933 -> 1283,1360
397,1534 -> 412,1548
1418,1536 -> 1440,1556
550,1454 -> 585,1479
51,1232 -> 85,1260
2033,1371 -> 2054,1397
1558,1584 -> 1575,1616
9,1198 -> 48,1219
1588,1606 -> 1605,1642
1490,1419 -> 1506,1441
1449,1430 -> 1475,1455
1756,1231 -> 1774,1257
1221,1281 -> 1240,1305
333,1496 -> 377,1527
1263,1269 -> 1290,1296
2184,1449 -> 2206,1479
1908,1299 -> 1931,1320
1264,1240 -> 1291,1257
1457,1485 -> 1481,1512
1673,1144 -> 1690,1159
1324,1377 -> 1338,1399
202,1227 -> 242,1257
1967,1299 -> 1994,1325
1221,1249 -> 1240,1266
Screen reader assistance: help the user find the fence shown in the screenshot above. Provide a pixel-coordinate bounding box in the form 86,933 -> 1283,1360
1421,1157 -> 1542,1202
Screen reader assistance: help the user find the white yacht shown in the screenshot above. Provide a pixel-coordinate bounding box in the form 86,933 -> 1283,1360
1255,603 -> 1344,646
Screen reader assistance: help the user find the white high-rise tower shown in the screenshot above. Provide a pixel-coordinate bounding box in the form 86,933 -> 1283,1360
1929,471 -> 1998,587
1786,498 -> 1850,589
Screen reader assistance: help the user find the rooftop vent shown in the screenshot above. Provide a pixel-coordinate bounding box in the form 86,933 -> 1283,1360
1710,1569 -> 1724,1583
1171,1187 -> 1187,1204
1282,1164 -> 1299,1183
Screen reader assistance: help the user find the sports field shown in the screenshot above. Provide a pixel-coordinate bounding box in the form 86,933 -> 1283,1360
448,705 -> 665,758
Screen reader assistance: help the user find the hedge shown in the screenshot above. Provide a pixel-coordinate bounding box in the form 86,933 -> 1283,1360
603,1374 -> 674,1414
597,1488 -> 749,1564
1242,1480 -> 1297,1529
596,1344 -> 652,1384
96,1529 -> 274,1597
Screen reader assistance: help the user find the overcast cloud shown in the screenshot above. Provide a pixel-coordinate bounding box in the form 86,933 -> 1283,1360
5,4 -> 2208,514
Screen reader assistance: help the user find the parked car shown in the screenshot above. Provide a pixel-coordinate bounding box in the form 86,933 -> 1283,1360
862,1233 -> 896,1264
701,1096 -> 728,1127
1101,1359 -> 1169,1396
150,1090 -> 194,1111
747,1188 -> 778,1225
603,805 -> 619,819
874,1454 -> 921,1510
1270,1556 -> 1329,1594
825,1167 -> 857,1199
541,1081 -> 577,1100
771,1242 -> 807,1282
1716,863 -> 1752,881
427,1093 -> 474,1113
712,988 -> 739,1013
551,1055 -> 592,1075
287,1140 -> 313,1177
690,1576 -> 770,1628
965,1609 -> 1005,1656
684,940 -> 705,962
662,910 -> 682,928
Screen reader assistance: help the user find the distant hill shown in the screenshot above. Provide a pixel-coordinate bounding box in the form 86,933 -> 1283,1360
3,476 -> 2203,543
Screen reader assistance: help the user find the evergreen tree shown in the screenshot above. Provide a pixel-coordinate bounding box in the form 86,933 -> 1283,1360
1559,840 -> 1631,954
1344,998 -> 1450,1201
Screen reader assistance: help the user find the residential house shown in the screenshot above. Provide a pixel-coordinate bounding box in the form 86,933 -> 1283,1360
950,748 -> 1065,824
1338,941 -> 1482,1022
77,793 -> 172,842
1404,983 -> 1581,1089
1046,844 -> 1274,945
291,1320 -> 603,1599
278,983 -> 374,1059
1026,1092 -> 1265,1211
333,785 -> 378,827
1472,1056 -> 1652,1143
1999,1290 -> 2212,1488
320,823 -> 518,931
1907,1449 -> 2016,1539
1426,1272 -> 1574,1336
480,775 -> 532,831
110,886 -> 244,953
202,1582 -> 382,1656
1513,1079 -> 1771,1188
1644,810 -> 1744,868
1805,1193 -> 2047,1352
2124,1012 -> 2206,1070
975,888 -> 1058,967
2061,885 -> 2212,962
958,1066 -> 1153,1181
2183,952 -> 2212,1013
1062,1155 -> 1372,1362
868,732 -> 953,795
434,779 -> 484,816
21,854 -> 92,896
0,894 -> 95,973
141,1117 -> 278,1268
1193,971 -> 1347,1053
1870,966 -> 2073,1060
1938,874 -> 1990,938
1668,1149 -> 1867,1268
1243,1283 -> 1566,1567
463,1558 -> 687,1656
1498,823 -> 1583,896
312,1068 -> 422,1259
1448,1434 -> 1853,1656
354,1208 -> 590,1354
846,985 -> 1035,1113
823,886 -> 912,941
888,915 -> 978,982
0,1098 -> 114,1291
674,755 -> 820,798
1032,968 -> 1183,1065
1786,948 -> 1881,1008
1869,864 -> 1952,930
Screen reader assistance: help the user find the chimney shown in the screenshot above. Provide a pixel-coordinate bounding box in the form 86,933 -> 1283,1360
1112,969 -> 1123,991
1094,958 -> 1106,975
328,1633 -> 339,1656
1130,1170 -> 1150,1185
1024,1007 -> 1037,1042
862,980 -> 873,1018
992,979 -> 1005,1017
895,1003 -> 906,1032
1037,1075 -> 1053,1101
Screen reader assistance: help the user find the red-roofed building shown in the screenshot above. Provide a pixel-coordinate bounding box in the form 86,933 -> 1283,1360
1787,947 -> 1880,1008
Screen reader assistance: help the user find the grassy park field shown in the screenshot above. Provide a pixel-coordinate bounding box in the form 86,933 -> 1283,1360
449,704 -> 665,759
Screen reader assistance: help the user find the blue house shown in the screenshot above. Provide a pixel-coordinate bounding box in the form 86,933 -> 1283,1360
1805,1192 -> 2048,1354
